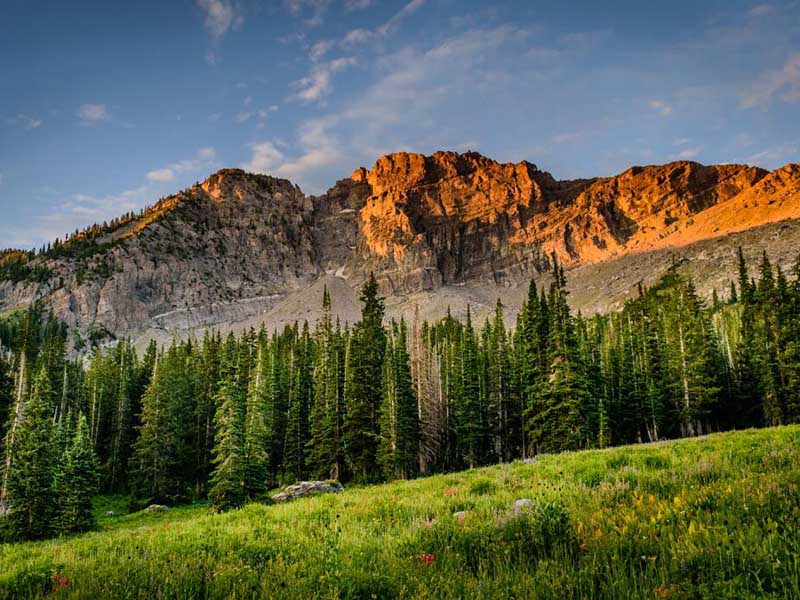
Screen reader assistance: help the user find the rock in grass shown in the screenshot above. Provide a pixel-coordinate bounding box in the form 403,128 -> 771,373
513,498 -> 533,513
271,480 -> 344,503
144,504 -> 170,513
104,511 -> 115,517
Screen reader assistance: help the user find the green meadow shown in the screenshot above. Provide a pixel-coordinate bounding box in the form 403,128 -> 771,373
1,426 -> 799,599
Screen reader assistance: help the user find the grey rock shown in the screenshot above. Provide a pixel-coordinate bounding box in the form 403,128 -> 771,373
104,511 -> 115,517
144,504 -> 169,513
271,480 -> 344,503
513,498 -> 534,512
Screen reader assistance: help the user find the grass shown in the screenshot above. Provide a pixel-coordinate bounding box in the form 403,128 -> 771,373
1,426 -> 799,599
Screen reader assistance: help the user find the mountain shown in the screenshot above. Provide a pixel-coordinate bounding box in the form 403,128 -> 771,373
1,151 -> 799,349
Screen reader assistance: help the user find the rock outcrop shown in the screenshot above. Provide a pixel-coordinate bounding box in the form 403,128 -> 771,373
271,480 -> 344,503
1,151 -> 799,348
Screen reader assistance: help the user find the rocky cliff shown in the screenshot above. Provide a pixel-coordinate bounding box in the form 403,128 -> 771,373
1,151 -> 798,348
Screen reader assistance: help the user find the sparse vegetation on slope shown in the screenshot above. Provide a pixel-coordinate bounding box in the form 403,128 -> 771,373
0,426 -> 798,599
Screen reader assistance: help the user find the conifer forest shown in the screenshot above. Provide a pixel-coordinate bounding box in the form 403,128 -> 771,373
1,249 -> 799,544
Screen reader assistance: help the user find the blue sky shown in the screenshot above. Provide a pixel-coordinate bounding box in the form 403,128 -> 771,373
1,0 -> 799,249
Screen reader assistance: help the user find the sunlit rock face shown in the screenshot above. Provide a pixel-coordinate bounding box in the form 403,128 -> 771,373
1,151 -> 798,349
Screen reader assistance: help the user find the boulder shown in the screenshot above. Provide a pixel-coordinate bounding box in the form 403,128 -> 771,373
144,504 -> 169,513
271,480 -> 344,503
513,498 -> 534,513
104,511 -> 116,517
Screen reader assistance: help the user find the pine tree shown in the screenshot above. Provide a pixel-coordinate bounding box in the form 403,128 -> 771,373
459,306 -> 486,467
4,366 -> 56,540
243,344 -> 270,499
209,376 -> 246,511
343,274 -> 386,481
55,414 -> 99,534
393,320 -> 419,478
307,288 -> 343,480
128,348 -> 182,507
526,260 -> 589,453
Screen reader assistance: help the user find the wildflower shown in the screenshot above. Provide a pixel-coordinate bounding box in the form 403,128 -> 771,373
443,486 -> 458,497
420,553 -> 435,565
51,573 -> 70,590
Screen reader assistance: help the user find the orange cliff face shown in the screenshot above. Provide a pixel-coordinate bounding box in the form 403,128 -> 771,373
347,151 -> 790,291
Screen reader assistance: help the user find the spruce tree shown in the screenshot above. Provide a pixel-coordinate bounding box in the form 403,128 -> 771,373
343,274 -> 386,481
55,414 -> 99,534
209,377 -> 246,511
4,366 -> 56,540
243,344 -> 270,498
308,288 -> 343,480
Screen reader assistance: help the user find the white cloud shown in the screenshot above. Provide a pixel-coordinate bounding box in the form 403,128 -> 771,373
648,99 -> 673,116
310,39 -> 335,61
78,104 -> 110,123
197,0 -> 242,39
13,114 -> 43,129
241,142 -> 286,173
345,0 -> 372,10
284,0 -> 328,27
747,3 -> 775,17
291,56 -> 356,103
235,111 -> 252,123
145,147 -> 217,183
342,28 -> 374,46
553,132 -> 582,144
670,147 -> 701,160
342,26 -> 527,137
377,0 -> 427,36
741,52 -> 800,108
196,0 -> 243,64
242,116 -> 344,191
284,0 -> 328,15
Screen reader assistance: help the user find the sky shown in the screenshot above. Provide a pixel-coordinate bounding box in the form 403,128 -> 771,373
1,0 -> 799,249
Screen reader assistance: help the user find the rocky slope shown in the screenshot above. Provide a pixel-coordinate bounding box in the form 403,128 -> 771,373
0,151 -> 798,348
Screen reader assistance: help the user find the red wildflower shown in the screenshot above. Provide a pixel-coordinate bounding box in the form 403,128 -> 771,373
51,573 -> 70,590
443,486 -> 458,497
420,553 -> 436,565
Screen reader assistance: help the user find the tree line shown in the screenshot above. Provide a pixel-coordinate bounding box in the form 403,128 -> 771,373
1,249 -> 798,540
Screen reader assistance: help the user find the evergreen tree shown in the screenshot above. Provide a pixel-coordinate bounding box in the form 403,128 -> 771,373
526,259 -> 589,453
343,274 -> 386,481
209,376 -> 246,511
4,366 -> 56,540
307,288 -> 343,480
55,414 -> 99,534
243,344 -> 270,498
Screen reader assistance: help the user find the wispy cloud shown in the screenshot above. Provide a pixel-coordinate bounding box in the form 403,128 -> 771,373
670,147 -> 701,160
10,114 -> 43,129
747,3 -> 775,18
283,0 -> 329,27
197,0 -> 243,64
341,0 -> 427,47
77,104 -> 110,123
145,147 -> 217,183
741,52 -> 800,108
344,0 -> 372,10
648,99 -> 673,116
242,116 -> 344,191
291,57 -> 356,103
310,39 -> 336,61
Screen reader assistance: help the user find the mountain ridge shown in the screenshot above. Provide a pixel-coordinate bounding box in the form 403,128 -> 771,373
1,150 -> 798,350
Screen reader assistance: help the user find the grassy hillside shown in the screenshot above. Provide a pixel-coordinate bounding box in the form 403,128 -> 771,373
1,426 -> 799,599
